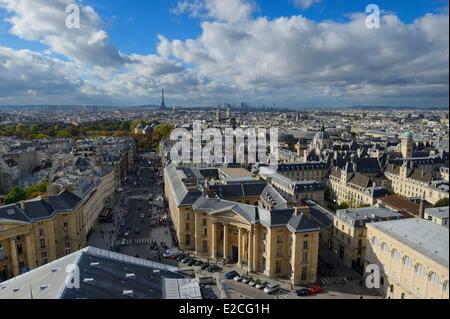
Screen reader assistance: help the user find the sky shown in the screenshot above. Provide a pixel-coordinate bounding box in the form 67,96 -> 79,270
0,0 -> 448,108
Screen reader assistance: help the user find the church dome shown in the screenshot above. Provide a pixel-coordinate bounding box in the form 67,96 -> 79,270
403,131 -> 413,140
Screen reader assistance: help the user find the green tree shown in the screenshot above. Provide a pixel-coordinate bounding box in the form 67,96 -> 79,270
5,186 -> 27,204
434,198 -> 449,208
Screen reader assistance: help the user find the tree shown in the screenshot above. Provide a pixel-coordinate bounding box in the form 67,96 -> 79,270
434,198 -> 449,208
5,187 -> 27,204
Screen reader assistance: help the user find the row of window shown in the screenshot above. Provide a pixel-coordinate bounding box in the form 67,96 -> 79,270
372,237 -> 448,291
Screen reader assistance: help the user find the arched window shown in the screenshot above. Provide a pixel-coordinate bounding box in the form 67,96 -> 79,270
391,249 -> 401,261
429,272 -> 440,286
403,256 -> 413,268
381,242 -> 390,254
415,263 -> 426,277
444,281 -> 449,295
371,236 -> 380,246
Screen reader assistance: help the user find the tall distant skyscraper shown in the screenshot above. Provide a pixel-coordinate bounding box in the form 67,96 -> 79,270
160,89 -> 166,110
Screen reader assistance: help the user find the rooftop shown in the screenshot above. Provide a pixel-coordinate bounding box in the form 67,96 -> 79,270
368,218 -> 449,267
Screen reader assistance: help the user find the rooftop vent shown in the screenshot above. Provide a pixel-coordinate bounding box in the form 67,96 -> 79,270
126,273 -> 136,279
51,267 -> 59,273
13,287 -> 21,293
83,278 -> 95,285
123,290 -> 134,297
40,285 -> 49,291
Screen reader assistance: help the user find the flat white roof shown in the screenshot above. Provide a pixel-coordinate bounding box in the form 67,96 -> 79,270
368,218 -> 449,267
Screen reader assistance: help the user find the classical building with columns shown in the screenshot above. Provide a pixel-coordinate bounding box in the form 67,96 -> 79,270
164,162 -> 321,285
0,190 -> 85,282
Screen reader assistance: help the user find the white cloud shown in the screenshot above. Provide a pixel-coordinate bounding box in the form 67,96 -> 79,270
292,0 -> 320,10
0,0 -> 448,107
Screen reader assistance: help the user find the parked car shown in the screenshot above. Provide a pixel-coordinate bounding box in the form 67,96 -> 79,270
309,285 -> 323,295
163,250 -> 177,258
140,213 -> 145,219
225,271 -> 240,280
207,265 -> 220,273
249,279 -> 260,287
296,288 -> 312,297
264,283 -> 280,294
255,281 -> 268,290
176,254 -> 186,261
200,262 -> 210,270
194,260 -> 204,267
324,262 -> 334,270
124,231 -> 130,237
187,259 -> 196,266
242,276 -> 252,284
181,257 -> 190,264
233,275 -> 244,282
120,239 -> 127,246
134,228 -> 140,234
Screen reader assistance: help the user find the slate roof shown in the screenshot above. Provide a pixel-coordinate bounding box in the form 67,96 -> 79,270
193,197 -> 319,233
0,190 -> 82,223
209,182 -> 267,199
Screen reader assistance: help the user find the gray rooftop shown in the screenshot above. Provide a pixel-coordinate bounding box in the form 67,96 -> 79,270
336,206 -> 403,227
0,247 -> 189,299
425,206 -> 449,220
368,218 -> 449,267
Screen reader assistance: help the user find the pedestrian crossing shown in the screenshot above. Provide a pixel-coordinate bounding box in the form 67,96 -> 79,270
116,237 -> 152,246
319,277 -> 348,287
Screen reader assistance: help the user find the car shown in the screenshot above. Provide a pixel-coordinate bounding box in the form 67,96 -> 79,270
163,250 -> 176,258
207,265 -> 220,273
249,279 -> 260,287
309,285 -> 323,294
233,275 -> 243,282
194,260 -> 204,267
140,213 -> 145,219
200,262 -> 210,270
296,288 -> 312,297
242,276 -> 252,284
225,271 -> 240,280
264,283 -> 280,294
120,239 -> 126,246
181,257 -> 190,263
255,281 -> 268,290
324,262 -> 334,270
120,221 -> 125,227
134,228 -> 140,234
187,259 -> 196,266
124,231 -> 130,237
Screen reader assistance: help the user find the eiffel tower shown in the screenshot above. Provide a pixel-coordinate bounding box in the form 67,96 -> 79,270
160,89 -> 166,110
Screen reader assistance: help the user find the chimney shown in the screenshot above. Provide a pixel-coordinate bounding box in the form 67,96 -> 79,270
294,205 -> 310,217
419,199 -> 425,219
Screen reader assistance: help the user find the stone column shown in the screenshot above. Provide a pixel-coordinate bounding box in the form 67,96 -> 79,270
223,224 -> 230,262
211,222 -> 218,259
252,227 -> 259,272
10,238 -> 20,277
194,212 -> 201,255
237,228 -> 243,266
25,233 -> 36,271
248,228 -> 254,272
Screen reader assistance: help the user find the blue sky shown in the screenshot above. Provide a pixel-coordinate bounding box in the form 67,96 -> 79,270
0,0 -> 448,107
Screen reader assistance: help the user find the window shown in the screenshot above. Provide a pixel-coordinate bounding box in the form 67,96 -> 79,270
391,249 -> 401,261
203,228 -> 207,237
429,272 -> 440,286
39,228 -> 45,237
402,256 -> 413,268
371,236 -> 380,246
301,266 -> 308,281
444,281 -> 449,295
0,246 -> 4,260
185,223 -> 190,231
63,220 -> 69,228
185,234 -> 191,246
415,264 -> 426,277
381,242 -> 390,254
303,251 -> 308,263
202,218 -> 207,226
41,251 -> 47,258
303,240 -> 308,250
276,260 -> 282,274
40,239 -> 46,249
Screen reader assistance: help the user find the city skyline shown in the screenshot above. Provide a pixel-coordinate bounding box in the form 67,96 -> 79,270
0,0 -> 448,108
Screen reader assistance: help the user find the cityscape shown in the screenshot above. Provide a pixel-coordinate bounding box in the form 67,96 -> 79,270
0,0 -> 448,308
